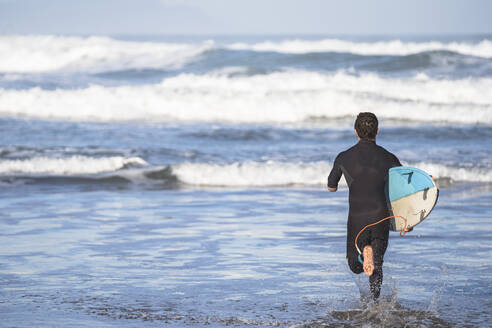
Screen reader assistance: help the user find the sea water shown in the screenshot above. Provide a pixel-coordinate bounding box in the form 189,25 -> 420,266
0,35 -> 491,327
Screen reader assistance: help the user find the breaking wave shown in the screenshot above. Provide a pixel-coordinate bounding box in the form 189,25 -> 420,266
170,161 -> 492,187
1,36 -> 491,75
0,156 -> 147,175
412,162 -> 492,184
171,161 -> 331,186
0,35 -> 212,73
227,38 -> 492,58
0,157 -> 489,187
0,71 -> 490,124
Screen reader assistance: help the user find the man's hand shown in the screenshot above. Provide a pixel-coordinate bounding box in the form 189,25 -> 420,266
403,226 -> 413,232
328,186 -> 337,192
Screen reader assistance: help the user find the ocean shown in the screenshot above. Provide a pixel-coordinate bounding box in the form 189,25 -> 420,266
0,34 -> 491,327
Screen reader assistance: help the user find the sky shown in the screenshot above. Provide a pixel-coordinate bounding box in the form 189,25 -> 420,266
0,0 -> 491,35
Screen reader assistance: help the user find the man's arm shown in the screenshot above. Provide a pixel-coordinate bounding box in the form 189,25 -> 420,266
327,154 -> 342,192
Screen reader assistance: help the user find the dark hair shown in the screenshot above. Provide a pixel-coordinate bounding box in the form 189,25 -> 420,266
354,112 -> 378,139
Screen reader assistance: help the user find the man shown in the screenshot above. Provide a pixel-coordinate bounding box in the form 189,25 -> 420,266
327,112 -> 409,300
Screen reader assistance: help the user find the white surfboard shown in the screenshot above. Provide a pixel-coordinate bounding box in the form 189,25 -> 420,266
386,166 -> 439,231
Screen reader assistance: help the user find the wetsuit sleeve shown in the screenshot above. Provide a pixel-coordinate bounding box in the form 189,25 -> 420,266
327,153 -> 343,189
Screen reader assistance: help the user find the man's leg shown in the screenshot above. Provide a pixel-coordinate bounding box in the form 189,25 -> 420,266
347,255 -> 363,274
368,238 -> 388,299
347,227 -> 367,275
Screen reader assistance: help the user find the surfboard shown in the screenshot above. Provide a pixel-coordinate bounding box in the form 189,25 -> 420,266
386,166 -> 439,231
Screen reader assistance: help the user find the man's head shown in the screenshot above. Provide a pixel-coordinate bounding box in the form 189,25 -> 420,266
354,112 -> 378,140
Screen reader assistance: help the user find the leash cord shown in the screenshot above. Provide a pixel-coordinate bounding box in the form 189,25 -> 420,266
354,215 -> 408,255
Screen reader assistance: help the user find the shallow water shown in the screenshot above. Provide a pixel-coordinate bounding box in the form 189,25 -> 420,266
1,183 -> 491,327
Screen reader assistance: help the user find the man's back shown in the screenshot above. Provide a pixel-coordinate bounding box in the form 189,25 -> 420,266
328,138 -> 401,261
329,139 -> 401,223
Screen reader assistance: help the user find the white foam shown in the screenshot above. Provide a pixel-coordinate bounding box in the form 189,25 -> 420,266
0,35 -> 212,73
3,36 -> 491,74
171,161 -> 492,187
227,39 -> 492,58
171,161 -> 333,186
0,156 -> 488,184
0,156 -> 147,175
411,162 -> 492,183
0,70 -> 490,124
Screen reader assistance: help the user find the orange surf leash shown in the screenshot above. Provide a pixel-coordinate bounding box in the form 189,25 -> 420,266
355,215 -> 408,264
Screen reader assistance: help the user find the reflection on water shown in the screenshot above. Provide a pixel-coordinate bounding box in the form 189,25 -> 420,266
1,187 -> 491,327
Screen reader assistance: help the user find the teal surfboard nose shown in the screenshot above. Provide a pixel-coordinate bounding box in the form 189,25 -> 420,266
388,166 -> 435,202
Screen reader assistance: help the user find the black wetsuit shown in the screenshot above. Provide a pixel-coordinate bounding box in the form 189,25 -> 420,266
327,139 -> 401,299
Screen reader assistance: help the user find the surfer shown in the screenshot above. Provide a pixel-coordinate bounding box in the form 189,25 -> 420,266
327,112 -> 411,300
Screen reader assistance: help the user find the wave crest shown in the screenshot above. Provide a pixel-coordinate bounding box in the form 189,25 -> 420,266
2,36 -> 492,74
171,161 -> 492,187
0,157 -> 489,187
227,39 -> 492,58
412,162 -> 492,183
171,161 -> 332,187
0,35 -> 212,73
0,156 -> 147,175
0,71 -> 490,124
